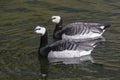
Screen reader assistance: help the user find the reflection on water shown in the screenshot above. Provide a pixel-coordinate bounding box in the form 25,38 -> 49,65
49,55 -> 94,64
39,58 -> 49,80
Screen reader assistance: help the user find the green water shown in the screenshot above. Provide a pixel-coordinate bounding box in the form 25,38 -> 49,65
0,0 -> 120,80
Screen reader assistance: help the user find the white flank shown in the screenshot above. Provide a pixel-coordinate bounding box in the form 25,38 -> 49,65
62,31 -> 105,40
48,50 -> 92,58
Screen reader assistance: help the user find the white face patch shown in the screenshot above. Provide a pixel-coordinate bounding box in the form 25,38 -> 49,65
51,16 -> 61,24
34,26 -> 46,35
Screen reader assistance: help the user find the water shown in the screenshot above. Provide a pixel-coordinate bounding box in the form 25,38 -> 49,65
0,0 -> 120,80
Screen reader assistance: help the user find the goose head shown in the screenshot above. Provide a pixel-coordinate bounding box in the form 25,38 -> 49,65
49,16 -> 61,24
34,26 -> 46,36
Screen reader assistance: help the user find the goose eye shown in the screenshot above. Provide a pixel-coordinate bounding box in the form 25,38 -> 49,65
38,28 -> 41,30
36,28 -> 41,30
52,18 -> 56,19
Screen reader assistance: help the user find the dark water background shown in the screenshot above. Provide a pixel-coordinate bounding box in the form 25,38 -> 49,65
0,0 -> 120,80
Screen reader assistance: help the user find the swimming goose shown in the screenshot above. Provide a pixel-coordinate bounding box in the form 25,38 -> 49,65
34,26 -> 103,58
49,16 -> 111,41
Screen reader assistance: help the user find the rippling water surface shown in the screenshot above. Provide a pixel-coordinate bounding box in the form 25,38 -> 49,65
0,0 -> 120,80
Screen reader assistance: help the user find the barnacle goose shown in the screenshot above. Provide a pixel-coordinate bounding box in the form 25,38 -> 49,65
34,26 -> 104,58
49,16 -> 111,41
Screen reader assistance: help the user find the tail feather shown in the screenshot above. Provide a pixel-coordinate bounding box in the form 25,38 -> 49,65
103,24 -> 111,29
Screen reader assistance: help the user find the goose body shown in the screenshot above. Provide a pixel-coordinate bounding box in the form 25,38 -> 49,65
48,40 -> 94,58
34,26 -> 104,58
40,40 -> 95,58
49,16 -> 111,40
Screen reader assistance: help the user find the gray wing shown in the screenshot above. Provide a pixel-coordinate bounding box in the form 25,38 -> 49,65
61,22 -> 105,35
49,40 -> 94,51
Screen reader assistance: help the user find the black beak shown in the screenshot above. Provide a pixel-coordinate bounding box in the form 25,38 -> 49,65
48,18 -> 52,23
33,29 -> 36,34
33,28 -> 38,34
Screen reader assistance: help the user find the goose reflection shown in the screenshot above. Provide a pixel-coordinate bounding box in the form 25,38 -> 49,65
49,55 -> 94,64
38,55 -> 94,80
38,58 -> 49,80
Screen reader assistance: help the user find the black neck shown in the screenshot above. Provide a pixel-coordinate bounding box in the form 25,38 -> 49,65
55,19 -> 63,29
53,19 -> 63,39
38,31 -> 50,58
40,31 -> 48,48
57,18 -> 63,26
